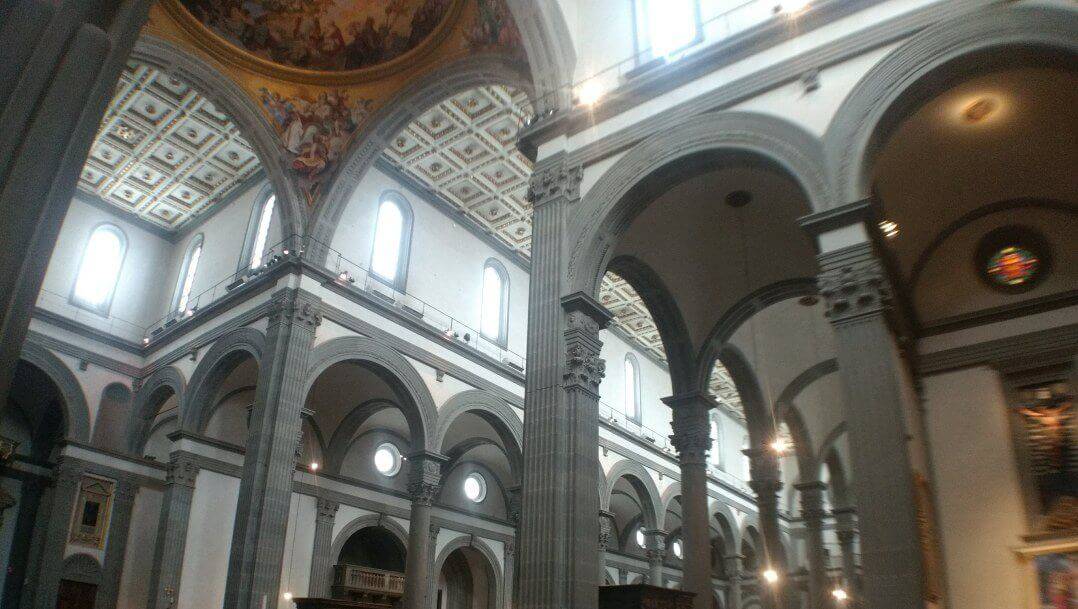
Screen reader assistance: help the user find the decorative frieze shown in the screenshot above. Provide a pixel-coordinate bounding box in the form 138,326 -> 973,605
526,159 -> 583,208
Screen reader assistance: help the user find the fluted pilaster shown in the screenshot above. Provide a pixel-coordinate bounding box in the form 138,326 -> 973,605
99,479 -> 138,609
149,455 -> 199,609
34,459 -> 84,609
309,498 -> 340,597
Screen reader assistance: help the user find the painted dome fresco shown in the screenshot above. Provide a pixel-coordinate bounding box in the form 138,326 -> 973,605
179,0 -> 454,72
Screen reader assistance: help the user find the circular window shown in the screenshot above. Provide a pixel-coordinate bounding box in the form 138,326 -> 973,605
671,539 -> 683,559
635,528 -> 647,549
975,226 -> 1051,294
463,472 -> 487,503
373,443 -> 401,477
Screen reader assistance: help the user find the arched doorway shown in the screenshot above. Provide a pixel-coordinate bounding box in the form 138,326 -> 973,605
332,525 -> 407,605
435,546 -> 498,609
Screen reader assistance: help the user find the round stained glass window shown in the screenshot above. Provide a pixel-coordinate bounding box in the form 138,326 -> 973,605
986,246 -> 1039,287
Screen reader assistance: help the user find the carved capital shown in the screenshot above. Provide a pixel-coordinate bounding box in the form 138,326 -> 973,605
407,451 -> 446,506
564,345 -> 605,392
561,293 -> 613,394
166,456 -> 199,489
316,497 -> 339,521
817,246 -> 891,324
795,481 -> 828,523
668,395 -> 713,465
268,290 -> 323,330
508,486 -> 522,526
526,160 -> 583,208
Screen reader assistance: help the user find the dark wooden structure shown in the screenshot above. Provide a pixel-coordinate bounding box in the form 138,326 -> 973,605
599,584 -> 696,609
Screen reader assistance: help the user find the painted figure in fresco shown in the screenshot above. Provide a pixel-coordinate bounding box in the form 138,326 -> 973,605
464,0 -> 523,54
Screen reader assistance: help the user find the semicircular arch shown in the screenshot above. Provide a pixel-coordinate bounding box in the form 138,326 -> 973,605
19,341 -> 90,443
180,328 -> 265,433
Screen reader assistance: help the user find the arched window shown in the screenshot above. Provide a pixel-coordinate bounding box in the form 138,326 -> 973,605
742,435 -> 751,480
480,259 -> 509,345
173,235 -> 204,313
710,416 -> 723,469
633,0 -> 700,61
71,224 -> 126,314
624,354 -> 641,423
370,193 -> 412,289
244,192 -> 275,270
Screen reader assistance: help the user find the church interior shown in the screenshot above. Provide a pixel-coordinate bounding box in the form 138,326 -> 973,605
0,1 -> 1075,609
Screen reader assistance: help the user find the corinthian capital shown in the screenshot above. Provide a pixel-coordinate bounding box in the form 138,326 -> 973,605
526,158 -> 583,208
406,451 -> 447,506
817,244 -> 891,324
268,289 -> 323,330
561,293 -> 613,395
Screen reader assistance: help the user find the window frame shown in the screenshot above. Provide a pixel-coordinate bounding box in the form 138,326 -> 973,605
479,258 -> 510,347
172,234 -> 205,314
369,191 -> 413,292
69,222 -> 128,317
632,0 -> 704,65
624,353 -> 642,424
239,187 -> 277,274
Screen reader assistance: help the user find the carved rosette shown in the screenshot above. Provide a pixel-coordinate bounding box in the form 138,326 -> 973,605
526,160 -> 583,208
166,456 -> 199,489
316,497 -> 340,521
268,290 -> 323,330
817,252 -> 891,324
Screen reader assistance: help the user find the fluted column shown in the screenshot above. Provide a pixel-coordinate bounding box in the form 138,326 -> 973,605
99,478 -> 137,609
504,539 -> 517,609
795,482 -> 829,609
725,554 -> 743,609
34,459 -> 84,609
223,289 -> 322,609
0,0 -> 154,414
402,451 -> 446,609
148,455 -> 199,609
815,242 -> 923,609
308,498 -> 339,597
644,529 -> 667,587
664,393 -> 714,609
744,447 -> 787,609
518,155 -> 609,609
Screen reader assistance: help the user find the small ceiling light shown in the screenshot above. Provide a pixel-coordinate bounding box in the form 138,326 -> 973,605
879,220 -> 900,239
142,337 -> 150,345
962,97 -> 997,123
775,0 -> 810,15
282,592 -> 293,601
832,588 -> 849,602
771,438 -> 791,454
763,568 -> 780,584
309,461 -> 320,472
576,81 -> 603,107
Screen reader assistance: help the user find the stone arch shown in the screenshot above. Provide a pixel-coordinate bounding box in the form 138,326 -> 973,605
607,255 -> 696,395
308,54 -> 533,255
180,328 -> 265,433
822,444 -> 852,510
504,0 -> 576,112
131,35 -> 305,241
60,553 -> 103,586
603,460 -> 663,531
125,366 -> 186,454
330,513 -> 410,564
712,344 -> 774,446
660,482 -> 682,519
708,501 -> 740,551
435,390 -> 523,477
569,111 -> 831,297
433,533 -> 505,609
305,336 -> 438,452
324,399 -> 406,474
825,3 -> 1078,203
18,341 -> 90,443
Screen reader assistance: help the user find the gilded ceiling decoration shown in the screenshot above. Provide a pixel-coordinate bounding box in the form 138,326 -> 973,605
78,62 -> 261,231
178,0 -> 455,73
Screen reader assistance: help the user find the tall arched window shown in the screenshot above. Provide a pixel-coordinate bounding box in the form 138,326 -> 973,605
624,354 -> 641,423
173,235 -> 204,313
710,416 -> 723,469
633,0 -> 700,60
71,224 -> 126,315
370,193 -> 412,289
246,193 -> 275,270
480,259 -> 509,346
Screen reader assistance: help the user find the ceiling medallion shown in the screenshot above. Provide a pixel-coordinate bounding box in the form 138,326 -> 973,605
962,97 -> 998,124
725,190 -> 753,208
974,225 -> 1051,294
165,0 -> 465,85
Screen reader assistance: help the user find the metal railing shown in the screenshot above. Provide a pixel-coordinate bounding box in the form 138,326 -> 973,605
36,288 -> 148,344
332,564 -> 405,596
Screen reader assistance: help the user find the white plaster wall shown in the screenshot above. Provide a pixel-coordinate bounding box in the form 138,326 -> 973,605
922,367 -> 1027,609
598,330 -> 672,440
117,486 -> 163,609
179,470 -> 240,609
277,493 -> 317,609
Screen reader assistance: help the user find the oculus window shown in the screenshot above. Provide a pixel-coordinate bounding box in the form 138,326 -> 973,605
72,224 -> 126,315
373,443 -> 402,477
174,235 -> 204,313
671,539 -> 683,560
370,194 -> 412,289
247,193 -> 276,270
624,354 -> 642,423
463,472 -> 487,503
635,528 -> 647,549
634,0 -> 700,60
480,259 -> 509,346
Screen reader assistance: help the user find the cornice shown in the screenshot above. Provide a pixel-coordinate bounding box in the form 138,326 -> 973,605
917,322 -> 1078,376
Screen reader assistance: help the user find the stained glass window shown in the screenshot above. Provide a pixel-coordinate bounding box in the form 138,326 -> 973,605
986,245 -> 1039,286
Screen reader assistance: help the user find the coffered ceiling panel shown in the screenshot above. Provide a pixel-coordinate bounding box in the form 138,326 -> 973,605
78,61 -> 262,231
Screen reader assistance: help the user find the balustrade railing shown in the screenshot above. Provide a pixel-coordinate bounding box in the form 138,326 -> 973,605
332,564 -> 405,596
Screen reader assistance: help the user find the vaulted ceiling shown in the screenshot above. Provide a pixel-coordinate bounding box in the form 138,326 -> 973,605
78,61 -> 262,231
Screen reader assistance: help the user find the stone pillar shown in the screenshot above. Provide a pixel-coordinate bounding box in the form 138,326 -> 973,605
223,289 -> 322,609
833,507 -> 859,595
598,511 -> 614,583
402,451 -> 446,609
148,455 -> 199,609
0,0 -> 153,413
34,459 -> 83,609
504,539 -> 517,609
744,447 -> 787,609
816,243 -> 923,609
644,529 -> 667,587
99,479 -> 137,609
664,393 -> 714,609
795,482 -> 828,609
308,498 -> 339,598
517,157 -> 608,609
724,554 -> 743,609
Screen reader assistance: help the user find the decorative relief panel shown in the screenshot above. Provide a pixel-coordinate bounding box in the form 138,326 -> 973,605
69,476 -> 115,549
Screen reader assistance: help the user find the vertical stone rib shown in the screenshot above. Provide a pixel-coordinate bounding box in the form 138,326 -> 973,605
795,481 -> 829,609
99,479 -> 138,609
148,455 -> 198,609
308,498 -> 339,597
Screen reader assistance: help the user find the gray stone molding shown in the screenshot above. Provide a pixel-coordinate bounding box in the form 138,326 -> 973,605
817,243 -> 892,326
329,512 -> 409,565
527,161 -> 584,210
125,365 -> 185,455
308,498 -> 340,598
35,459 -> 86,609
130,35 -> 306,241
504,0 -> 576,113
18,340 -> 90,443
568,111 -> 831,296
434,390 -> 523,481
824,3 -> 1078,203
148,454 -> 200,609
304,334 -> 439,452
99,478 -> 137,609
179,326 -> 266,433
602,460 -> 663,530
919,322 -> 1078,376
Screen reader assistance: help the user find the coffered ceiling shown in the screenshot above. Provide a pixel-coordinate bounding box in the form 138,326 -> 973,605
77,61 -> 262,231
382,85 -> 746,422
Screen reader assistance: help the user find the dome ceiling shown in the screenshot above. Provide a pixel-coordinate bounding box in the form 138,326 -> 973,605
179,0 -> 456,73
